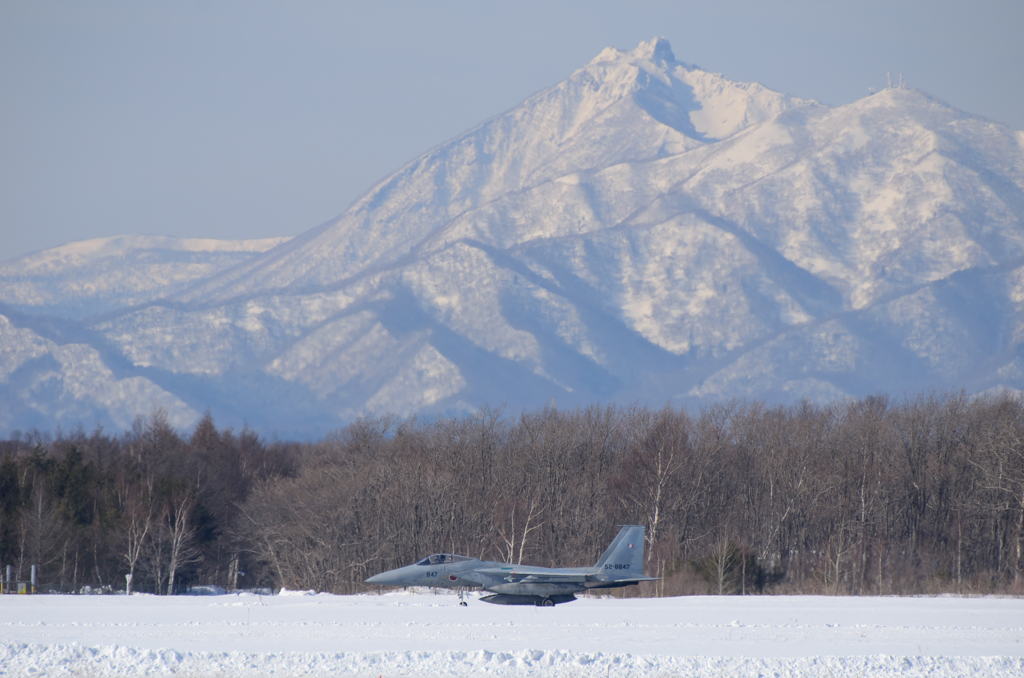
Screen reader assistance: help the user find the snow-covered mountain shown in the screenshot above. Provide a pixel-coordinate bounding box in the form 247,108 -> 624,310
2,38 -> 1023,436
0,235 -> 290,319
0,236 -> 289,434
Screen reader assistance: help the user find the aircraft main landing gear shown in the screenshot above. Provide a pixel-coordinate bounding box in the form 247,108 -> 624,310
539,598 -> 555,607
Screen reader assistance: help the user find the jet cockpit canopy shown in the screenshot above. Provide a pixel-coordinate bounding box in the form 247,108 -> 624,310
416,554 -> 473,566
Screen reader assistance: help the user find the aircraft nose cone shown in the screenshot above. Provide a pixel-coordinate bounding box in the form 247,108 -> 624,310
365,567 -> 410,586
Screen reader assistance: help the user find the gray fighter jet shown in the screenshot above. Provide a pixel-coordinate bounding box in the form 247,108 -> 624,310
365,525 -> 655,606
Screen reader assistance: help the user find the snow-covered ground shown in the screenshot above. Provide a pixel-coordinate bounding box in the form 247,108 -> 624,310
1,590 -> 1022,676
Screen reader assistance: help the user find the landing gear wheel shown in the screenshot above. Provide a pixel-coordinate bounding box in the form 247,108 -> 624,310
459,601 -> 468,607
541,598 -> 555,607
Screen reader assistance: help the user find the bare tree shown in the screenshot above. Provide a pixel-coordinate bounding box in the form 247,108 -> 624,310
120,485 -> 152,594
164,488 -> 201,595
496,496 -> 544,565
823,522 -> 854,594
624,406 -> 689,560
18,474 -> 68,583
705,538 -> 739,595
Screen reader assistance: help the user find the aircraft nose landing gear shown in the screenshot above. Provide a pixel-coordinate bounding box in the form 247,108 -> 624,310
458,588 -> 468,607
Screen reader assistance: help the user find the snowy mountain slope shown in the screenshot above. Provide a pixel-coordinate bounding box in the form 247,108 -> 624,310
2,38 -> 1024,434
0,313 -> 197,433
0,235 -> 290,319
176,38 -> 813,304
0,236 -> 289,433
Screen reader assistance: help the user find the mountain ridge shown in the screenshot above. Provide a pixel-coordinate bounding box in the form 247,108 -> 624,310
0,235 -> 291,320
173,38 -> 815,305
1,38 -> 1022,436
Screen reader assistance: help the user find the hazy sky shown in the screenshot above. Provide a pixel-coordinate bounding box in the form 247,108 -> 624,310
2,0 -> 1021,261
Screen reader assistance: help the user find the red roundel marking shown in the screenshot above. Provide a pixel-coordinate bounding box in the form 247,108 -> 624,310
449,574 -> 458,582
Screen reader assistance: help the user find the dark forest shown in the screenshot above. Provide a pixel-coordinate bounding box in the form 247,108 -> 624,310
2,390 -> 1023,597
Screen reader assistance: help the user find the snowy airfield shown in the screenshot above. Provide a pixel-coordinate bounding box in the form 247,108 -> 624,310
2,589 -> 1023,677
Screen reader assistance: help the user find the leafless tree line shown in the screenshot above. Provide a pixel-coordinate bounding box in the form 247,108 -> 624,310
0,411 -> 296,594
240,392 -> 1024,596
3,391 -> 1024,596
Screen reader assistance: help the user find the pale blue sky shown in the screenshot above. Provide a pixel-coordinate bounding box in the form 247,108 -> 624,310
2,0 -> 1021,261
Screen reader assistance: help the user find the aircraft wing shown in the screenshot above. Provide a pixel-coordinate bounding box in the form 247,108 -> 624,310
472,566 -> 590,583
593,575 -> 659,583
471,568 -> 660,587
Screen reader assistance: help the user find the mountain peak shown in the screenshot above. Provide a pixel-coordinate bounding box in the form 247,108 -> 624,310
632,37 -> 675,64
589,38 -> 677,66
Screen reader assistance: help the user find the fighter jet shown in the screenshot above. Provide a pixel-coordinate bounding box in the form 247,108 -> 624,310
365,525 -> 656,606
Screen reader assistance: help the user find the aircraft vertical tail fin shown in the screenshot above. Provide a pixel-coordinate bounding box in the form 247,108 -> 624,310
594,525 -> 645,573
